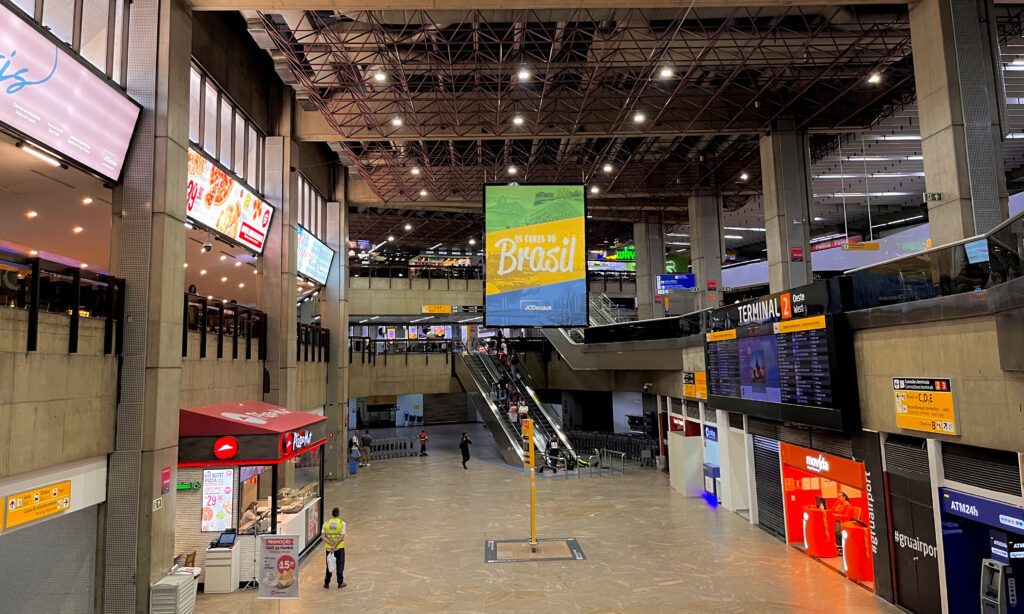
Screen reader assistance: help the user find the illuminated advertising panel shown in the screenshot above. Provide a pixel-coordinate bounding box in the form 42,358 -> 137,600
0,5 -> 140,181
187,149 -> 274,253
297,225 -> 334,285
484,184 -> 587,327
201,468 -> 234,532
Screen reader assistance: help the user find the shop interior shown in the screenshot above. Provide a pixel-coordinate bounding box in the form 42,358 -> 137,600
782,454 -> 875,591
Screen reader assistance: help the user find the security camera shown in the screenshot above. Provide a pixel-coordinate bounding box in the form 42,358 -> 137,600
202,242 -> 213,253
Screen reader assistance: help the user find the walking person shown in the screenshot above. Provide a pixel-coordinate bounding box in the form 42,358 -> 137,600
509,351 -> 520,380
418,429 -> 429,456
323,507 -> 347,589
359,430 -> 373,467
459,432 -> 473,469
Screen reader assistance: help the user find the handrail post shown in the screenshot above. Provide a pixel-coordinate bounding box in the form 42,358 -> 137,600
232,306 -> 239,359
199,296 -> 208,359
27,258 -> 40,352
216,304 -> 224,359
68,267 -> 81,354
182,293 -> 189,358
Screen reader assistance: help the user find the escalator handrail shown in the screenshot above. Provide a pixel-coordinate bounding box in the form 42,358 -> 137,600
457,355 -> 525,455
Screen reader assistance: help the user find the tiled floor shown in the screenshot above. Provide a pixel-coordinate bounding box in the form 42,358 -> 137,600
195,423 -> 898,613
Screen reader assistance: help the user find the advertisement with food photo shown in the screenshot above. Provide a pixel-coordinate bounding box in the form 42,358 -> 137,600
186,149 -> 275,253
259,535 -> 300,599
201,469 -> 234,532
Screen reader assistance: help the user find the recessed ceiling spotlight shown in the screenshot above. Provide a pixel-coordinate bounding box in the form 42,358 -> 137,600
235,261 -> 242,267
82,197 -> 93,205
518,69 -> 530,80
253,269 -> 258,275
239,283 -> 245,288
740,172 -> 749,181
80,263 -> 88,268
659,67 -> 673,78
25,210 -> 37,218
633,111 -> 645,123
183,263 -> 189,268
404,223 -> 412,231
867,72 -> 881,84
200,269 -> 207,275
220,276 -> 227,282
72,226 -> 84,233
391,117 -> 403,127
419,189 -> 428,197
373,71 -> 386,82
513,116 -> 524,125
590,186 -> 600,194
220,255 -> 227,261
411,167 -> 421,175
602,164 -> 613,173
207,295 -> 213,300
29,250 -> 38,256
507,166 -> 517,175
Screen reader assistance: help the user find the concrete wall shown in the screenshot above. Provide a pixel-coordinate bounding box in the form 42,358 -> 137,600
0,310 -> 117,479
612,392 -> 643,433
179,331 -> 263,407
348,354 -> 464,398
855,314 -> 1024,452
348,277 -> 483,315
296,360 -> 327,411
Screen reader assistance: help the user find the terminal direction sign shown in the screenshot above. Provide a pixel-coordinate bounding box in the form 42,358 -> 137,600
656,274 -> 696,294
893,377 -> 957,435
5,481 -> 71,529
521,419 -> 535,467
683,372 -> 708,400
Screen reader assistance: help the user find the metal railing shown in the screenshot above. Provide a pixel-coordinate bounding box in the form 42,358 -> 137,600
349,263 -> 483,281
182,293 -> 266,360
348,336 -> 457,366
297,323 -> 330,363
0,254 -> 125,355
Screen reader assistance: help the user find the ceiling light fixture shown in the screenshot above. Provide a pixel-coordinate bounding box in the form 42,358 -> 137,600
633,111 -> 645,123
220,255 -> 227,261
507,166 -> 517,175
20,143 -> 60,166
659,67 -> 673,78
404,223 -> 412,231
253,269 -> 258,275
739,172 -> 749,181
220,276 -> 227,282
391,117 -> 403,127
590,186 -> 599,194
813,217 -> 825,221
723,235 -> 744,240
419,189 -> 428,197
469,238 -> 477,245
867,72 -> 882,84
517,69 -> 530,80
235,261 -> 242,267
82,197 -> 93,205
80,263 -> 88,268
373,71 -> 386,82
200,269 -> 207,275
513,116 -> 524,125
184,263 -> 189,268
25,210 -> 37,218
411,167 -> 420,175
29,250 -> 38,256
724,226 -> 766,232
387,235 -> 395,242
72,226 -> 83,234
602,164 -> 613,173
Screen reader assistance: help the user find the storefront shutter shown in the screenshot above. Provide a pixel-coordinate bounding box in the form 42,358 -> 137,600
884,434 -> 929,479
684,401 -> 700,420
728,412 -> 743,430
942,442 -> 1022,496
752,435 -> 785,541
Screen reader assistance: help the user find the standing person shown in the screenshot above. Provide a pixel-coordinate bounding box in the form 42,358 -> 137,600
350,430 -> 365,467
509,351 -> 520,380
359,430 -> 373,468
518,399 -> 529,419
418,429 -> 429,456
322,507 -> 347,589
459,432 -> 473,469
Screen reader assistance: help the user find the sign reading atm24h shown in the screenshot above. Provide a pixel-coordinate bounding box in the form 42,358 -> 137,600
484,185 -> 587,327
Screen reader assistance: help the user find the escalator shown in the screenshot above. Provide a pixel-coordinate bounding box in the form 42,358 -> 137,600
454,353 -> 527,466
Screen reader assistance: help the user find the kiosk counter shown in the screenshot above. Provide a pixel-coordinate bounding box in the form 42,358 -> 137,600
173,400 -> 327,590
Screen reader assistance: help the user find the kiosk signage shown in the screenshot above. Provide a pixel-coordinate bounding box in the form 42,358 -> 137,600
258,534 -> 300,599
940,489 -> 1024,531
893,377 -> 957,435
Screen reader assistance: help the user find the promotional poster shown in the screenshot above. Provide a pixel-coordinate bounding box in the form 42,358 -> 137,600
484,184 -> 587,327
201,468 -> 233,532
187,149 -> 274,253
258,534 -> 300,599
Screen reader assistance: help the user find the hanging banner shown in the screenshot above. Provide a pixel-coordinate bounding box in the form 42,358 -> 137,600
484,184 -> 587,327
186,148 -> 275,253
258,534 -> 300,599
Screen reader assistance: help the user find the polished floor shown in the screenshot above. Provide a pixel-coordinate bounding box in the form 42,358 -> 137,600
196,423 -> 898,614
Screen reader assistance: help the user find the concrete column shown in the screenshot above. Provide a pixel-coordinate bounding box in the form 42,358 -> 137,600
322,173 -> 350,480
104,0 -> 191,611
760,125 -> 813,293
910,0 -> 1008,245
688,192 -> 723,310
634,220 -> 666,320
261,101 -> 299,408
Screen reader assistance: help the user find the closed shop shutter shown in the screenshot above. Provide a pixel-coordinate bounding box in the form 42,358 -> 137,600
942,442 -> 1021,496
684,401 -> 700,420
752,435 -> 785,541
728,412 -> 743,430
884,434 -> 929,479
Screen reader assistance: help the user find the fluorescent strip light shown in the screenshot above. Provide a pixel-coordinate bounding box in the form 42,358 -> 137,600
667,233 -> 689,237
666,241 -> 690,246
429,243 -> 443,249
724,226 -> 765,232
862,135 -> 921,141
871,214 -> 925,229
21,144 -> 60,167
410,316 -> 434,323
723,235 -> 744,240
811,233 -> 846,243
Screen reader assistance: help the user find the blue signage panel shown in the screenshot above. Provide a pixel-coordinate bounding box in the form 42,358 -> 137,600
656,274 -> 695,294
939,488 -> 1024,531
703,425 -> 718,442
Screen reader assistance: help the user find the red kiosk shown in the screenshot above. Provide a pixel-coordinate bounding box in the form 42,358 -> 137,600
779,442 -> 875,588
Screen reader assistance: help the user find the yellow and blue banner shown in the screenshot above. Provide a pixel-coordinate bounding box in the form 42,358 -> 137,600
485,185 -> 587,326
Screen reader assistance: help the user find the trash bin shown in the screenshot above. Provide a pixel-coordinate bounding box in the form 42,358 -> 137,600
349,461 -> 358,476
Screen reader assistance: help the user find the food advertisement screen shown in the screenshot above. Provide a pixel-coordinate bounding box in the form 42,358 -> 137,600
297,225 -> 334,285
0,5 -> 140,182
201,468 -> 234,532
187,149 -> 274,253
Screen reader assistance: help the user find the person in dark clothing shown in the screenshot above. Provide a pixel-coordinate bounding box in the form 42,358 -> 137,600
459,432 -> 473,469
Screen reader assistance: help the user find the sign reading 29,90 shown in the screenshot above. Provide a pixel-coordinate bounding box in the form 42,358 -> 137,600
484,185 -> 587,327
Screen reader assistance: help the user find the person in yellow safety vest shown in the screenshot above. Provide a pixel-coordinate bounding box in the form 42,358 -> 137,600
322,507 -> 347,589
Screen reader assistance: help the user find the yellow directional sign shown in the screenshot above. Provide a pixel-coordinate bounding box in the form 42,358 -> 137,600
5,481 -> 71,529
521,419 -> 535,467
893,377 -> 957,435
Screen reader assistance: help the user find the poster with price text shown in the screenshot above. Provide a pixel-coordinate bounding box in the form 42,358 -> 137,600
200,469 -> 233,532
259,534 -> 300,599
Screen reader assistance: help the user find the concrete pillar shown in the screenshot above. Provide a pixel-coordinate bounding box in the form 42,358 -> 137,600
261,98 -> 299,409
322,172 -> 350,480
634,220 -> 666,320
104,0 -> 191,611
760,125 -> 813,293
909,0 -> 1008,245
688,192 -> 723,310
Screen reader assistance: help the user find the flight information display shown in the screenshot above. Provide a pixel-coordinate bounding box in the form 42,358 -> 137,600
706,315 -> 837,410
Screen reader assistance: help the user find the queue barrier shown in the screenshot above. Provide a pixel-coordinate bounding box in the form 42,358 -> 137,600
567,430 -> 657,464
368,437 -> 417,460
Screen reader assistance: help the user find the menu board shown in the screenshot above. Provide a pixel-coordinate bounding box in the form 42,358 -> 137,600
186,149 -> 274,253
0,5 -> 140,182
297,225 -> 334,285
201,469 -> 234,532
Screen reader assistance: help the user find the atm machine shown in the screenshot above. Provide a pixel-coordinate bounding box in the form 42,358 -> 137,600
981,559 -> 1020,614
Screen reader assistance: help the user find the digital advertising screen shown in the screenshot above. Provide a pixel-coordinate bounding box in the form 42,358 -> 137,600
297,225 -> 335,285
484,184 -> 587,327
0,5 -> 140,182
704,284 -> 853,431
187,149 -> 275,253
201,468 -> 234,532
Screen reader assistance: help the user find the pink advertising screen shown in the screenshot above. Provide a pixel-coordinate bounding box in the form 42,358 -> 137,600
0,5 -> 140,182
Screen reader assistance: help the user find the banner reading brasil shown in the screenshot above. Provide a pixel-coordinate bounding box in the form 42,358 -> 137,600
484,185 -> 587,326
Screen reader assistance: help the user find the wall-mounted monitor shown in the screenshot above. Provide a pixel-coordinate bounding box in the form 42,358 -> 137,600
186,148 -> 274,254
297,225 -> 335,285
0,5 -> 141,182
